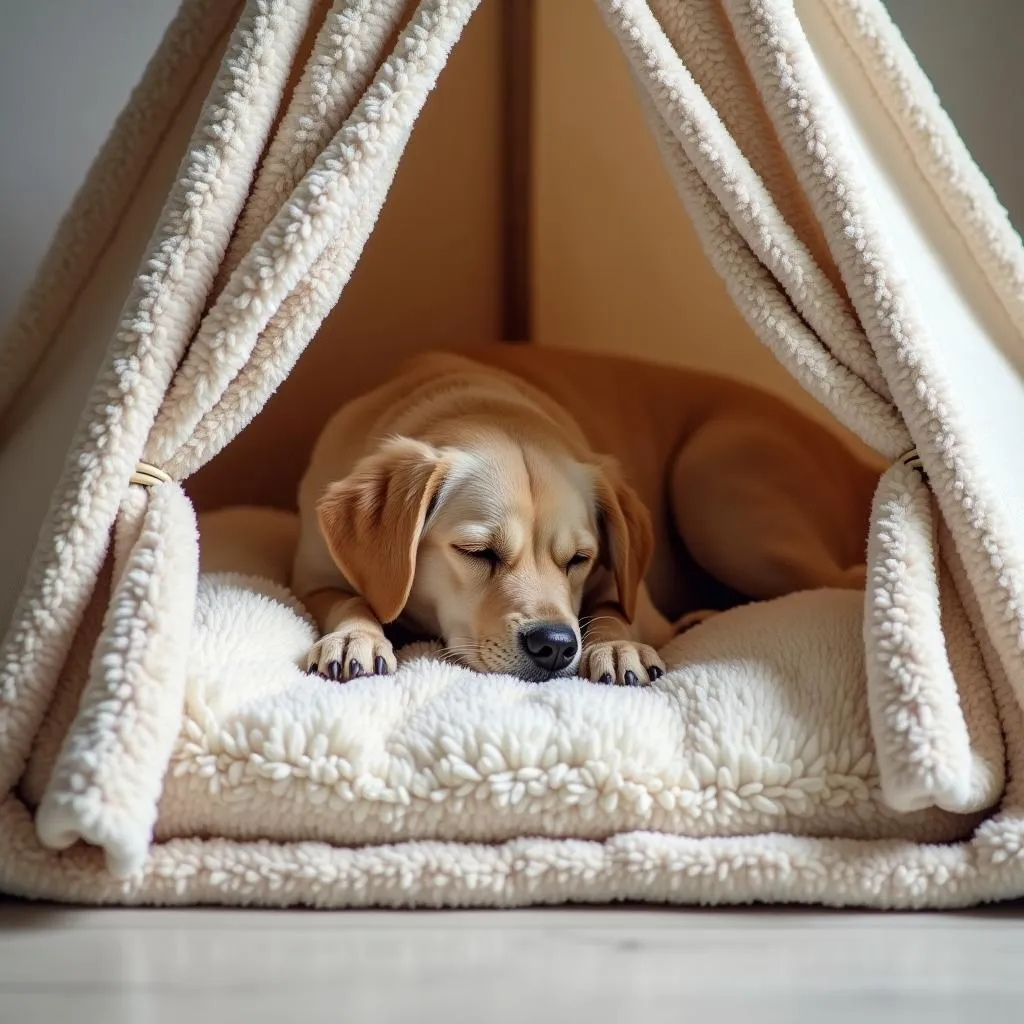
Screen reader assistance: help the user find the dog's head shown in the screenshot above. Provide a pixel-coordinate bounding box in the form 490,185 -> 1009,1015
316,433 -> 652,680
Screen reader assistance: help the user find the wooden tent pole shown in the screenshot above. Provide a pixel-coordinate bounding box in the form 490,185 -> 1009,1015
500,0 -> 534,343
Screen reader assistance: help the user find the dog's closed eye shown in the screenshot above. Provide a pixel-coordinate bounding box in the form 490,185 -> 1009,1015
455,546 -> 502,568
456,547 -> 591,574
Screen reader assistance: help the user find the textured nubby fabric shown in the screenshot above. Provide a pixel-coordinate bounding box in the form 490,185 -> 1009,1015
1,0 -> 1024,909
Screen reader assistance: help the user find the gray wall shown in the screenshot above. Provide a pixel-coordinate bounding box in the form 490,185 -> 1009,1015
886,0 -> 1024,231
0,0 -> 1022,327
0,0 -> 179,326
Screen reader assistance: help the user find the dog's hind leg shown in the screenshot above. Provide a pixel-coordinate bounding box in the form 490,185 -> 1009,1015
668,415 -> 872,601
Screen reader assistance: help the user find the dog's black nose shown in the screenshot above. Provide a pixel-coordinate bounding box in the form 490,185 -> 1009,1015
520,623 -> 578,674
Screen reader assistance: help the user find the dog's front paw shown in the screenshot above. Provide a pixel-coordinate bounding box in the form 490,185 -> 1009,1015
306,630 -> 396,682
581,641 -> 665,686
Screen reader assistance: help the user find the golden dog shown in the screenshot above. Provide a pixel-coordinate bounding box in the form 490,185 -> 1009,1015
292,346 -> 879,685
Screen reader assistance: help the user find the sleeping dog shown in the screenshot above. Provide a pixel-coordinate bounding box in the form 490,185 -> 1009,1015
292,346 -> 879,684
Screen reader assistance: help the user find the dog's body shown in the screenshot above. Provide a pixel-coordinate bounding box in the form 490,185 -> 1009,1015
293,346 -> 880,684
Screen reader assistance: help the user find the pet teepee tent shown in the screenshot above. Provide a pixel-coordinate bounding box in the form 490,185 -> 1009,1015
2,0 -> 1024,908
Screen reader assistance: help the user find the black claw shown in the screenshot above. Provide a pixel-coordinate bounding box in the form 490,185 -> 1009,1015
306,664 -> 318,675
349,659 -> 365,678
624,670 -> 639,687
648,665 -> 663,680
326,660 -> 342,681
599,673 -> 614,685
374,656 -> 388,676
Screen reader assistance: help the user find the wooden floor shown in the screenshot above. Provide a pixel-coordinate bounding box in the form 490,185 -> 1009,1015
3,902 -> 1024,1022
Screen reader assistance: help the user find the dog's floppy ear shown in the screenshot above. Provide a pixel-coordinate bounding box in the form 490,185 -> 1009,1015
317,437 -> 449,623
593,458 -> 653,623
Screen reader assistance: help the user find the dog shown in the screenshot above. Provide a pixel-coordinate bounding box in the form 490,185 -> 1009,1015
291,346 -> 880,685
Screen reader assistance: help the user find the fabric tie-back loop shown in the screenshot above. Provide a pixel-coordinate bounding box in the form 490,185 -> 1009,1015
129,462 -> 172,488
901,448 -> 924,475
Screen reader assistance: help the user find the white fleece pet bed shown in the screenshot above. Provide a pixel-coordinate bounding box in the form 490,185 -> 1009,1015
19,488 -> 1008,907
160,570 -> 993,853
10,489 -> 1021,909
